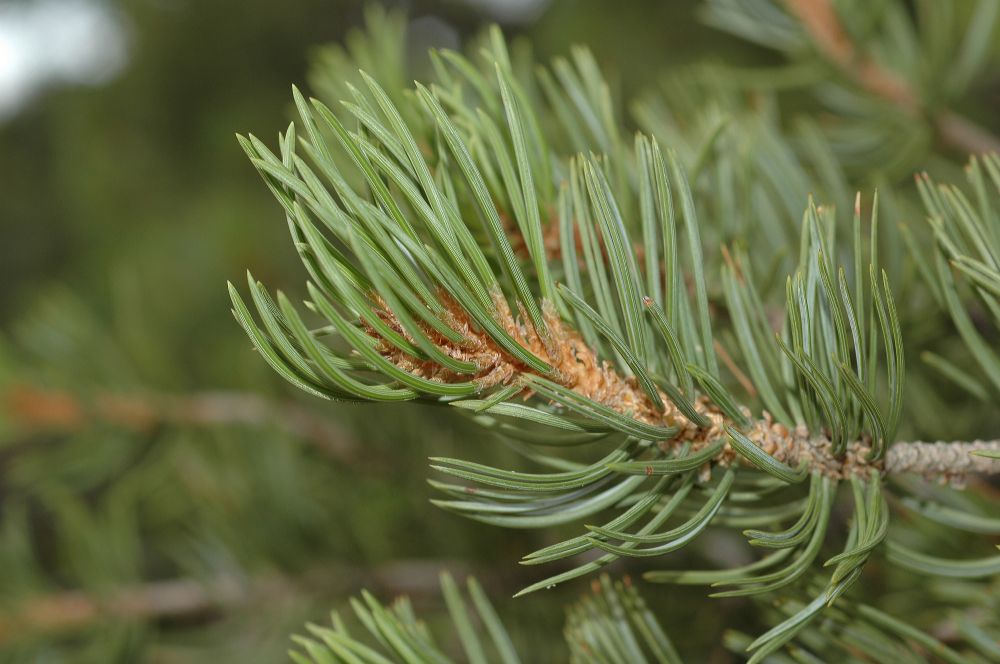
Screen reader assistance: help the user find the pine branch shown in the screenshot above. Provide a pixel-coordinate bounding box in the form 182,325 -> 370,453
2,385 -> 359,465
373,293 -> 997,480
290,573 -> 681,664
784,0 -> 1000,155
0,575 -> 260,641
231,23 -> 1000,659
291,571 -> 998,663
884,440 -> 1000,480
0,561 -> 461,644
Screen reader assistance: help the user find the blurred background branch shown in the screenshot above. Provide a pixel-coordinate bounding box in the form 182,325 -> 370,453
3,386 -> 361,466
0,560 -> 468,645
785,0 -> 1000,155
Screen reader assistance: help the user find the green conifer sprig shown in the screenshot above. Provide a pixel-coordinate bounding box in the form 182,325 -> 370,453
289,574 -> 680,664
231,8 -> 1000,661
289,571 -> 999,663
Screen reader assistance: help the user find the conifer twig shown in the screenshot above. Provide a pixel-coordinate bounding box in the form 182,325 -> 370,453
884,440 -> 1000,479
2,386 -> 359,465
372,295 -> 999,481
0,561 -> 466,643
785,0 -> 1000,156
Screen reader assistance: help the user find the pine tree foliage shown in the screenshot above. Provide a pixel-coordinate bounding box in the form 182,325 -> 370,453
230,3 -> 1000,661
0,288 -> 446,660
699,0 -> 1000,175
289,571 -> 1000,664
290,574 -> 680,664
917,155 -> 1000,403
